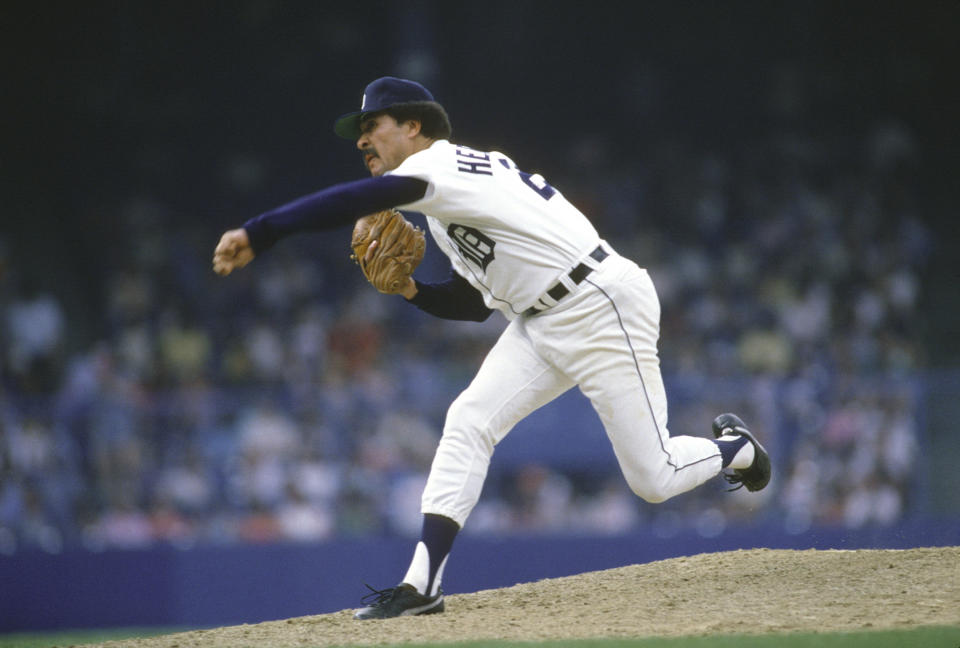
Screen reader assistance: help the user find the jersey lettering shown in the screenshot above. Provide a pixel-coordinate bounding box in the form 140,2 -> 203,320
448,223 -> 495,271
456,147 -> 493,175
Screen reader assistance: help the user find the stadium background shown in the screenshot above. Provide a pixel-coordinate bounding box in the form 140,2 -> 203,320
1,0 -> 958,632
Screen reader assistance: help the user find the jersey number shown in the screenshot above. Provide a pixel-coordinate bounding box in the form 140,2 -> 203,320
498,158 -> 557,201
448,224 -> 496,271
519,171 -> 556,201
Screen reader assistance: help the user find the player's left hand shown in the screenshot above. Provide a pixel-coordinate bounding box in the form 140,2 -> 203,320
350,209 -> 426,294
213,228 -> 255,276
363,236 -> 418,299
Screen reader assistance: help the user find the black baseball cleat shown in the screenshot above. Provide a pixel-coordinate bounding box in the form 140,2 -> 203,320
712,413 -> 771,492
353,583 -> 445,620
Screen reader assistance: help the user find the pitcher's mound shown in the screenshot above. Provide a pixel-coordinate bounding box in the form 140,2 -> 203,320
98,546 -> 960,648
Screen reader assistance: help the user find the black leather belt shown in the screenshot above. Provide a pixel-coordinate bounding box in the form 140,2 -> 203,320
523,245 -> 609,317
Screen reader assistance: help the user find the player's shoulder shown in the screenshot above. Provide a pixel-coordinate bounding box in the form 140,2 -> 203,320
394,139 -> 515,181
446,141 -> 522,176
395,139 -> 452,170
421,138 -> 456,158
429,139 -> 511,162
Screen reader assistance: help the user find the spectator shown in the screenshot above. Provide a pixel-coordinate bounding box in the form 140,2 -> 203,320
4,277 -> 65,393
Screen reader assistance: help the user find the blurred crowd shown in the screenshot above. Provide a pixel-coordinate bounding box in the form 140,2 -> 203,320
0,118 -> 930,555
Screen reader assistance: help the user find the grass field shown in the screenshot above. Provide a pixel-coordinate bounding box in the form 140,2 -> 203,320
1,626 -> 958,648
0,627 -> 173,648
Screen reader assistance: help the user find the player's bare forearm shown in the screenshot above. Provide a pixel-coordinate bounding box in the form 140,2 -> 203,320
212,228 -> 255,276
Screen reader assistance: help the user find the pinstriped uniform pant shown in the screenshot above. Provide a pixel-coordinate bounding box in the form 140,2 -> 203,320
421,252 -> 723,527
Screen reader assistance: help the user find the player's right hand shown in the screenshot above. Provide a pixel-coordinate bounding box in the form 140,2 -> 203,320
213,228 -> 255,276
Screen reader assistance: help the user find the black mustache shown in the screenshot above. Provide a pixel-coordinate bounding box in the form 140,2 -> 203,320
360,148 -> 379,161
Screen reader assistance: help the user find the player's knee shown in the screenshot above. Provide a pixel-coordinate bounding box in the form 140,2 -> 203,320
623,471 -> 670,504
631,485 -> 669,504
638,490 -> 669,504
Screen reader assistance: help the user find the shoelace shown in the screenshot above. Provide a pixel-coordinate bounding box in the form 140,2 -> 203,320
360,584 -> 400,607
723,472 -> 746,492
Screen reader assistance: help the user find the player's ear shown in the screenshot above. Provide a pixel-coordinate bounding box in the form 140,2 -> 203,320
403,119 -> 423,138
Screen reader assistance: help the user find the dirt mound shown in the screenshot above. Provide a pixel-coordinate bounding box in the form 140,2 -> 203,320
93,547 -> 960,648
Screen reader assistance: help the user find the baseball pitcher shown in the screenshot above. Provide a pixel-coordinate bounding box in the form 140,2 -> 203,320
212,76 -> 771,619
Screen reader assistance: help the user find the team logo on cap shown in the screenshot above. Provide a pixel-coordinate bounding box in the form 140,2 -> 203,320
361,93 -> 367,110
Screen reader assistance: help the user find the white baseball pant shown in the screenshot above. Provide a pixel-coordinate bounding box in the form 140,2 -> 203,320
421,251 -> 724,527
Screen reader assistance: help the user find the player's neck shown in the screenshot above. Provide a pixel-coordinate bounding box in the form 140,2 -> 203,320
410,135 -> 436,154
395,136 -> 436,168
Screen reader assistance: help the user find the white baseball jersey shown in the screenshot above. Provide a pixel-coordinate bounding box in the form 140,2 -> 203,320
388,139 -> 601,319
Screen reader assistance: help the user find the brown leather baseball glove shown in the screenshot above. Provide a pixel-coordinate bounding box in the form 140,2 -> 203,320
350,209 -> 426,294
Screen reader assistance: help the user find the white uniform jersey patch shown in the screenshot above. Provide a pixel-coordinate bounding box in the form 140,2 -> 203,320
389,140 -> 601,318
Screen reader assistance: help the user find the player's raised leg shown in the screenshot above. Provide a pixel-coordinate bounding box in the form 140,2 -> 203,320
531,256 -> 768,502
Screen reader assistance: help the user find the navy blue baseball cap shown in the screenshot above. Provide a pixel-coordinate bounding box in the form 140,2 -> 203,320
334,76 -> 436,140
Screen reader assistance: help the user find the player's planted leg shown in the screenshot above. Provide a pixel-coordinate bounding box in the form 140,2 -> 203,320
354,325 -> 574,621
712,413 -> 771,492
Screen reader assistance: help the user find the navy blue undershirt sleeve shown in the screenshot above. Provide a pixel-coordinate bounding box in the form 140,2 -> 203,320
409,268 -> 493,322
242,175 -> 428,254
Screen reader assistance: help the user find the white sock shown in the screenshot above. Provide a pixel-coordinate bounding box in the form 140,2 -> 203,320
719,434 -> 755,469
401,541 -> 430,595
400,542 -> 449,597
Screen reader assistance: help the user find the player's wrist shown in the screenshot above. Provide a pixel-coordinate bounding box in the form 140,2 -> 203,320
401,278 -> 419,300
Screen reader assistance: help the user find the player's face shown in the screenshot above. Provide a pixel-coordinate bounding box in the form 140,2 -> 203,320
356,114 -> 417,177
